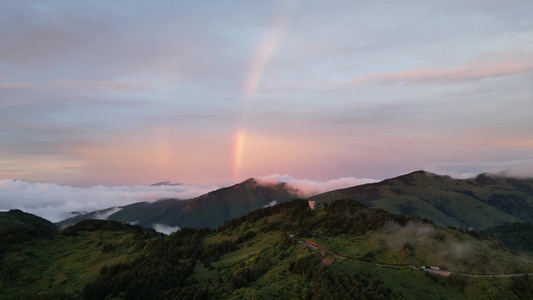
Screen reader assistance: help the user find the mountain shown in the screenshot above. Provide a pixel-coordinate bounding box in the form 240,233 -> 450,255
57,171 -> 533,231
57,178 -> 297,229
55,207 -> 123,228
2,200 -> 532,299
308,171 -> 533,230
0,209 -> 56,232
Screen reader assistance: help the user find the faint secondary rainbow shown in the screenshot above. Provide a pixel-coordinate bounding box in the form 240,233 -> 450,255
232,2 -> 294,181
243,26 -> 284,97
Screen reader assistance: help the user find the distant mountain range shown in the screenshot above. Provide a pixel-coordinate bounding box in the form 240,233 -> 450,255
56,171 -> 533,231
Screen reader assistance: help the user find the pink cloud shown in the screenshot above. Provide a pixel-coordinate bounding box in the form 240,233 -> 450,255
343,62 -> 533,85
52,79 -> 146,92
0,82 -> 36,89
257,174 -> 378,197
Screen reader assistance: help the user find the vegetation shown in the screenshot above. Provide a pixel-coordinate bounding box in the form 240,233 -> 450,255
483,222 -> 533,253
308,170 -> 533,230
2,199 -> 533,299
0,209 -> 56,232
57,178 -> 296,229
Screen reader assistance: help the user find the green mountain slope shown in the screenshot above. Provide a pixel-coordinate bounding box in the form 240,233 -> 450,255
0,209 -> 56,232
2,201 -> 532,299
308,171 -> 533,230
55,206 -> 122,229
0,219 -> 160,299
57,178 -> 296,229
483,222 -> 533,253
110,178 -> 296,229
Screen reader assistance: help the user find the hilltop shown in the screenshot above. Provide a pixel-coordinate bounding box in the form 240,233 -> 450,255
57,178 -> 296,229
308,170 -> 533,230
0,209 -> 56,232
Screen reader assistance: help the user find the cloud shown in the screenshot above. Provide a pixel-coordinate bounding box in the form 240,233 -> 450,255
152,223 -> 180,235
1,1 -> 532,189
0,180 -> 219,222
52,79 -> 148,92
263,200 -> 277,208
0,174 -> 378,223
342,62 -> 533,86
257,174 -> 378,197
93,207 -> 122,220
491,165 -> 533,179
424,160 -> 533,179
0,82 -> 36,89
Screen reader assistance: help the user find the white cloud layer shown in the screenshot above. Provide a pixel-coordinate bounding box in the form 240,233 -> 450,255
257,174 -> 378,197
0,175 -> 380,224
263,200 -> 277,208
0,180 -> 219,222
4,169 -> 531,225
93,207 -> 122,220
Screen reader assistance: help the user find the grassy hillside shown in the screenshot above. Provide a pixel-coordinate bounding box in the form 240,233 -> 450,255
2,201 -> 532,299
483,222 -> 533,253
0,220 -> 160,299
308,171 -> 533,230
0,209 -> 56,232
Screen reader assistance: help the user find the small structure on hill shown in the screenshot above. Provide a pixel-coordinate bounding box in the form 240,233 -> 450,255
308,200 -> 316,210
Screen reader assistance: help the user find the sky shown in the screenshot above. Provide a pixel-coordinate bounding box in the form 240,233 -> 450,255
1,1 -> 533,220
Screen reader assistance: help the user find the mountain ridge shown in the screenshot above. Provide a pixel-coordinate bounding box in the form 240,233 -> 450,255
56,177 -> 297,229
308,170 -> 533,230
55,170 -> 533,231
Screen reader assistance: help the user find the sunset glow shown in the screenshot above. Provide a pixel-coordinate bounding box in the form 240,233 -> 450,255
0,1 -> 532,187
232,129 -> 246,181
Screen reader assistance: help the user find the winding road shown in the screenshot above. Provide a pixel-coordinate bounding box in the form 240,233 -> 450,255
301,239 -> 533,278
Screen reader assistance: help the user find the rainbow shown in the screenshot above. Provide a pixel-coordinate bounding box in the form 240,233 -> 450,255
232,2 -> 294,181
244,26 -> 283,97
232,129 -> 246,180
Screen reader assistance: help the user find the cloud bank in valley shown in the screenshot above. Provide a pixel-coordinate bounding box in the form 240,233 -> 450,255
0,175 -> 379,223
0,180 -> 219,222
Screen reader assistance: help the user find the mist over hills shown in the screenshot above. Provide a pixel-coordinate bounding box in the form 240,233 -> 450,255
56,170 -> 533,232
2,170 -> 533,299
56,178 -> 297,229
